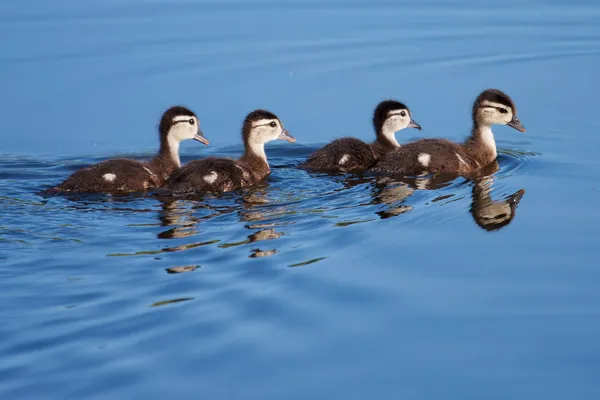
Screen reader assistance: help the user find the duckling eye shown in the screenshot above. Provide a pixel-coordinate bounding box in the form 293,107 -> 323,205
269,121 -> 277,128
497,108 -> 508,114
400,111 -> 406,117
189,118 -> 195,125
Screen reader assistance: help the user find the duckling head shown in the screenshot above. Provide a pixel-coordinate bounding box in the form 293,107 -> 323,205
373,100 -> 421,146
471,177 -> 525,231
160,106 -> 209,145
242,109 -> 295,150
472,89 -> 525,132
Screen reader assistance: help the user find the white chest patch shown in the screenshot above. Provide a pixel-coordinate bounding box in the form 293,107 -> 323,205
203,171 -> 218,184
339,154 -> 350,165
417,153 -> 431,167
103,173 -> 116,183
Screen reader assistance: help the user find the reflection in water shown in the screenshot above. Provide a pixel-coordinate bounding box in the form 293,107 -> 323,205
165,265 -> 199,274
470,178 -> 525,231
249,249 -> 277,258
219,229 -> 283,249
372,177 -> 414,218
370,161 -> 525,231
157,199 -> 237,239
150,298 -> 194,307
106,239 -> 219,257
289,257 -> 327,268
101,155 -> 525,262
156,192 -> 287,257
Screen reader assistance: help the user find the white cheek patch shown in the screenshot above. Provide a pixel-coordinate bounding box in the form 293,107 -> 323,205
203,171 -> 218,184
339,154 -> 350,165
170,116 -> 199,144
418,153 -> 431,167
173,115 -> 194,123
480,101 -> 510,111
103,173 -> 116,183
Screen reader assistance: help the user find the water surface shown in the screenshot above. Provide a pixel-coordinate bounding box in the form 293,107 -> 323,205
2,0 -> 600,398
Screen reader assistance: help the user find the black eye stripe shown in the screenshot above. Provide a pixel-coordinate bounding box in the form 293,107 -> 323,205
255,121 -> 278,127
484,106 -> 509,114
173,117 -> 195,125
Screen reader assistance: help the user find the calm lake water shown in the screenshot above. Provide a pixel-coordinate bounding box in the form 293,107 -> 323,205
2,0 -> 600,398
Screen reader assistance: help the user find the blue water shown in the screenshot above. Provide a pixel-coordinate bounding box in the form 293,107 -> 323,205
2,0 -> 600,398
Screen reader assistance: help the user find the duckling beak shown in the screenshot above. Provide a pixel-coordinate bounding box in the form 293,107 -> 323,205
507,116 -> 526,133
408,118 -> 422,130
508,188 -> 525,205
194,130 -> 210,145
278,129 -> 296,143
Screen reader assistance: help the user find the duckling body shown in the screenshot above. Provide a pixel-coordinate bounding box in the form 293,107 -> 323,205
371,89 -> 525,176
301,138 -> 378,172
165,109 -> 294,195
299,100 -> 421,172
54,158 -> 162,193
166,157 -> 252,193
45,106 -> 208,194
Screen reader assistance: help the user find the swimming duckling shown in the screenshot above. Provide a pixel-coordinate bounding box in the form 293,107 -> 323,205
371,89 -> 525,175
164,109 -> 294,195
45,106 -> 208,194
298,100 -> 421,172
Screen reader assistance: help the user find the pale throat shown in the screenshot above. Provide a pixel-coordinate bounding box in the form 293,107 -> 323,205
477,124 -> 497,158
380,124 -> 401,147
247,140 -> 268,164
167,136 -> 181,167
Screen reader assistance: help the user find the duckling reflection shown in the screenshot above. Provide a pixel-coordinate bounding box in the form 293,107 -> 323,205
372,173 -> 458,218
156,199 -> 236,239
219,228 -> 283,248
249,249 -> 277,258
371,161 -> 525,231
236,189 -> 296,227
372,177 -> 414,218
470,178 -> 525,231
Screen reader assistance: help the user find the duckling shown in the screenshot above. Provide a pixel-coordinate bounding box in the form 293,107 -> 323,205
164,109 -> 294,195
299,100 -> 421,172
371,89 -> 525,175
45,106 -> 208,194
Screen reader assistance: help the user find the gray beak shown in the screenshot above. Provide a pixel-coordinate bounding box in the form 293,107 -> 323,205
193,129 -> 209,145
407,118 -> 422,130
507,116 -> 526,133
278,129 -> 296,143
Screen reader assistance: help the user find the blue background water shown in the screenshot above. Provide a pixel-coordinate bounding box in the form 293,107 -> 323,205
2,0 -> 600,398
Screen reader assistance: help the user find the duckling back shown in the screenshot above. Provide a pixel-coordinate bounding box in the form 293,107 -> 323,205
299,138 -> 377,172
165,157 -> 251,195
